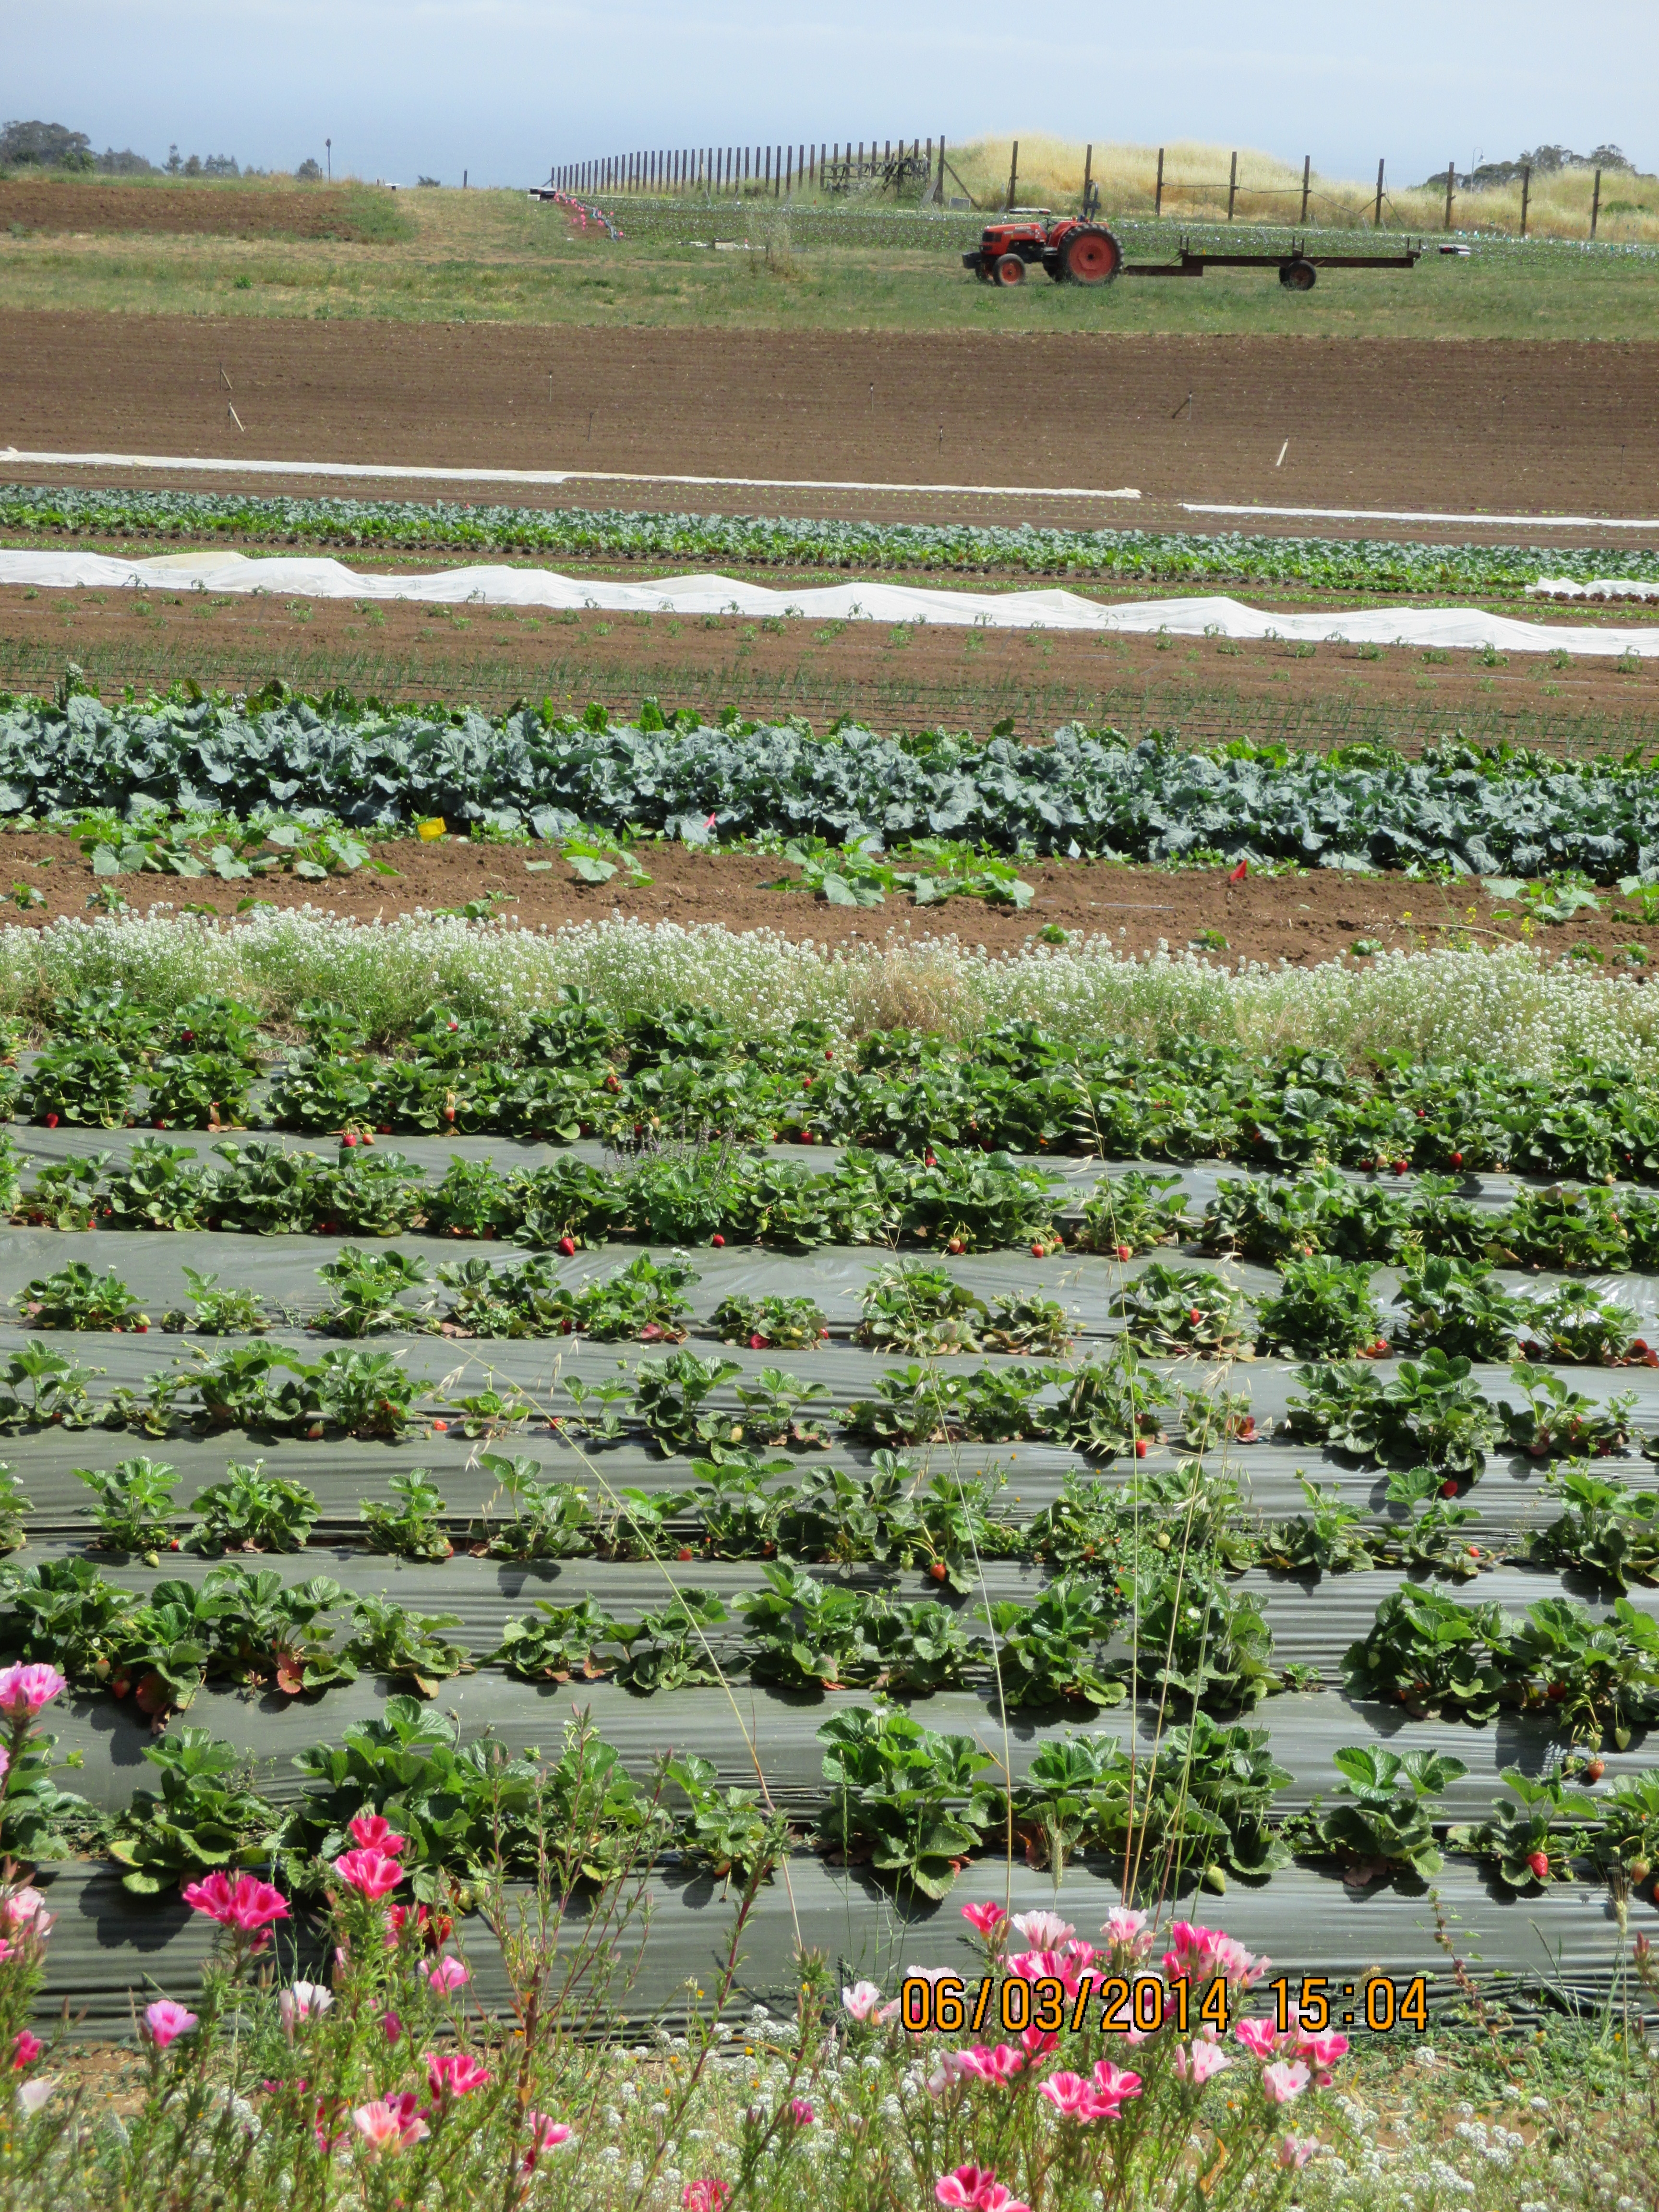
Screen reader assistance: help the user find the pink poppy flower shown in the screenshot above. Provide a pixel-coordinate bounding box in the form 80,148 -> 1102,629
954,2043 -> 1024,2085
1261,2060 -> 1311,2105
1297,2028 -> 1349,2080
0,1664 -> 66,1719
347,1813 -> 407,1856
1088,2059 -> 1144,2115
144,2001 -> 199,2050
352,2093 -> 429,2153
333,1849 -> 405,1900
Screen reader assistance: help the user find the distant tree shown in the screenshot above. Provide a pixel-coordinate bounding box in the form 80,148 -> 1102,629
295,157 -> 324,181
416,174 -> 441,187
202,154 -> 239,177
0,120 -> 94,170
95,147 -> 158,175
1587,144 -> 1633,171
166,144 -> 181,174
183,153 -> 202,177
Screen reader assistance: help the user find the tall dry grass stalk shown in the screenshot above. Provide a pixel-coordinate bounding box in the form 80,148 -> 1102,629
946,133 -> 1659,243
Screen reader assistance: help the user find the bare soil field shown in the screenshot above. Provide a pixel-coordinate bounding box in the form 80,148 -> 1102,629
0,183 -> 386,242
5,591 -> 1658,753
2,829 -> 1654,971
3,313 -> 1658,519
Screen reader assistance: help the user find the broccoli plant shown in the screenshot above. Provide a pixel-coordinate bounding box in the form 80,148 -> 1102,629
185,1459 -> 320,1553
1112,1263 -> 1249,1357
1316,1745 -> 1469,1887
712,1292 -> 829,1350
1255,1257 -> 1388,1360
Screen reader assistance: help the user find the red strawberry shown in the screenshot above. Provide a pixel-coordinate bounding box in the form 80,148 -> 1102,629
1134,1439 -> 1148,1458
1394,1159 -> 1408,1175
558,1235 -> 577,1256
1189,1306 -> 1202,1325
749,1333 -> 766,1350
1115,1243 -> 1132,1262
1440,1479 -> 1459,1498
432,1419 -> 448,1432
1527,1850 -> 1549,1882
1450,1151 -> 1464,1168
924,1152 -> 937,1167
711,1234 -> 725,1248
1584,1758 -> 1606,1783
43,1113 -> 57,1129
928,1562 -> 947,1582
1033,1243 -> 1046,1258
676,1547 -> 694,1562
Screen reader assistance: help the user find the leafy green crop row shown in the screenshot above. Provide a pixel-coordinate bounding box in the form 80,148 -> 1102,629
7,685 -> 1659,876
5,480 -> 1655,592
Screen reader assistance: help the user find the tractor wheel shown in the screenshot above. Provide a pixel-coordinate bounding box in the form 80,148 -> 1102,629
1279,258 -> 1316,291
994,252 -> 1027,286
1060,226 -> 1123,284
974,263 -> 992,282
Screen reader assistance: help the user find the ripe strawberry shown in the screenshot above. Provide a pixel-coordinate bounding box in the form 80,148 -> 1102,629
558,1235 -> 577,1256
801,1129 -> 814,1144
1449,1150 -> 1464,1167
1440,1479 -> 1459,1498
1032,1243 -> 1046,1258
711,1234 -> 725,1248
928,1562 -> 948,1582
342,1131 -> 359,1148
1134,1439 -> 1149,1458
948,1237 -> 966,1255
1115,1243 -> 1132,1262
1527,1850 -> 1550,1882
1583,1757 -> 1606,1783
676,1547 -> 694,1562
1393,1158 -> 1409,1175
749,1333 -> 767,1350
924,1152 -> 937,1167
432,1419 -> 448,1432
1188,1306 -> 1202,1325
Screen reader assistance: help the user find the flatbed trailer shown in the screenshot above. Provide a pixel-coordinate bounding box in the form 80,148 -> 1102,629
1125,236 -> 1422,289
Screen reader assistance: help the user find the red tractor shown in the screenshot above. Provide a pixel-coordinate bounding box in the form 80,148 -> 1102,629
962,211 -> 1123,286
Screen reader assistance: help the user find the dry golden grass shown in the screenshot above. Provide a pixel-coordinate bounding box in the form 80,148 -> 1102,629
946,133 -> 1659,242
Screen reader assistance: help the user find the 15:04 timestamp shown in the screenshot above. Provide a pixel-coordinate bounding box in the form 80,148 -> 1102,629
1269,1976 -> 1429,2033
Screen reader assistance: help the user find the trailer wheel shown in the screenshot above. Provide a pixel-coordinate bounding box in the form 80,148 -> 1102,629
1279,258 -> 1316,291
1060,226 -> 1123,284
994,253 -> 1027,286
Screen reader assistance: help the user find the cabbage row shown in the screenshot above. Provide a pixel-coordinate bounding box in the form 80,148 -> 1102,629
4,481 -> 1656,591
7,687 -> 1659,878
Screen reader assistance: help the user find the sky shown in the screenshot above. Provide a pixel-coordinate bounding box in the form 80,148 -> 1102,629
10,0 -> 1655,189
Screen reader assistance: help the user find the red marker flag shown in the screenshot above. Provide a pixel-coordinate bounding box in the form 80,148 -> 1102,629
1228,859 -> 1249,884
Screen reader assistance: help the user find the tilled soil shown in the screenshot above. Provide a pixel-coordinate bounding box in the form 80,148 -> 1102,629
3,831 -> 1654,973
0,182 -> 383,241
4,589 -> 1658,753
3,313 -> 1658,518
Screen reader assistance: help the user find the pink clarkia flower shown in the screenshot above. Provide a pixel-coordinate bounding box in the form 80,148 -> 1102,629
682,2184 -> 731,2212
954,2043 -> 1024,2085
1089,2059 -> 1144,2115
788,2098 -> 815,2126
961,1900 -> 1008,1939
11,2031 -> 41,2071
1161,1922 -> 1267,1990
347,1813 -> 407,1856
1261,2060 -> 1311,2105
1010,1910 -> 1073,1948
0,1664 -> 66,1719
383,2010 -> 402,2045
522,2113 -> 574,2170
842,1981 -> 883,2020
1101,1906 -> 1150,1953
17,2078 -> 55,2116
1279,2135 -> 1320,2169
144,2001 -> 198,2050
1174,2040 -> 1233,2087
1019,2024 -> 1060,2067
333,1849 -> 405,1900
279,1983 -> 334,2037
1233,2017 -> 1280,2059
1060,1938 -> 1099,1975
425,2051 -> 490,2101
934,2170 -> 1031,2212
1038,2070 -> 1094,2117
4,1889 -> 52,1940
353,2093 -> 429,2154
180,1872 -> 290,1936
419,1954 -> 469,1994
1297,2028 -> 1349,2085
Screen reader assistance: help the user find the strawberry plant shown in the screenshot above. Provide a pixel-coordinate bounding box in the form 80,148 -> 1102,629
1285,1349 -> 1497,1474
184,1343 -> 317,1431
1340,1585 -> 1510,1721
740,1564 -> 976,1694
106,1728 -> 278,1897
1038,1340 -> 1171,1457
204,1140 -> 335,1235
0,1555 -> 139,1682
556,1252 -> 699,1342
19,1041 -> 135,1127
316,1247 -> 434,1335
1315,1745 -> 1469,1886
733,1368 -> 830,1450
1373,1467 -> 1490,1580
342,1595 -> 473,1696
445,1380 -> 537,1439
1135,1563 -> 1281,1711
985,1575 -> 1124,1709
711,1292 -> 828,1350
1505,1594 -> 1659,1748
776,1456 -> 925,1570
491,1595 -> 618,1682
360,1468 -> 452,1560
1022,1475 -> 1133,1577
663,1752 -> 785,1883
0,1339 -> 101,1430
1587,1770 -> 1659,1895
1112,1262 -> 1249,1356
1075,1170 -> 1190,1256
888,1149 -> 1060,1252
679,1449 -> 793,1557
327,1148 -> 430,1236
982,1291 -> 1073,1356
1450,1766 -> 1599,1892
1516,1281 -> 1643,1365
0,1464 -> 31,1553
18,1152 -> 109,1231
1526,1466 -> 1659,1590
610,1587 -> 731,1691
1499,1365 -> 1637,1458
1392,1257 -> 1526,1362
842,1362 -> 1049,1447
184,1458 -> 320,1553
75,1455 -> 180,1557
102,1139 -> 207,1230
1197,1166 -> 1370,1265
469,1452 -> 593,1560
314,1347 -> 416,1437
1255,1475 -> 1374,1575
816,1705 -> 1000,1899
1176,1382 -> 1259,1450
854,1261 -> 986,1355
144,1051 -> 254,1130
14,1261 -> 147,1332
149,1563 -> 354,1701
1498,1183 -> 1634,1272
629,1350 -> 742,1455
160,1267 -> 269,1335
1255,1257 -> 1386,1358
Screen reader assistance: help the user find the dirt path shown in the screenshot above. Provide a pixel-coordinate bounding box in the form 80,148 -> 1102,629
4,314 -> 1658,518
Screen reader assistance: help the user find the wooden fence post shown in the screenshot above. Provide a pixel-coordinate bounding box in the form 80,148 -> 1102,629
1591,166 -> 1602,237
1520,163 -> 1530,237
1226,150 -> 1237,220
937,135 -> 946,204
1444,162 -> 1455,229
1007,139 -> 1019,210
1300,155 -> 1310,224
1154,146 -> 1164,217
1374,157 -> 1384,227
1082,142 -> 1093,214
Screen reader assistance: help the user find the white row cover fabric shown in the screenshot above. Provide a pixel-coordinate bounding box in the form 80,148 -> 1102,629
2,546 -> 1658,654
1529,576 -> 1659,602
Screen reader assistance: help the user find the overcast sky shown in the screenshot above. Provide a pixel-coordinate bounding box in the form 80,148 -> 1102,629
11,0 -> 1654,189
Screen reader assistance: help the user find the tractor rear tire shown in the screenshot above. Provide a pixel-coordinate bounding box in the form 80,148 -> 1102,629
1060,226 -> 1123,284
994,252 -> 1027,286
1279,258 -> 1316,291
